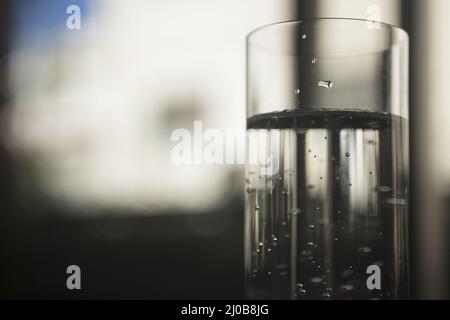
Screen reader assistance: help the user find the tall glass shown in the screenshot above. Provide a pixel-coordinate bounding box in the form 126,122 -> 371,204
245,19 -> 409,299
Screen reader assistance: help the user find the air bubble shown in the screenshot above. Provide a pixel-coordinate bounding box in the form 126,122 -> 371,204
308,224 -> 315,229
275,263 -> 287,270
357,246 -> 372,255
310,277 -> 323,285
294,88 -> 301,95
345,152 -> 350,157
376,186 -> 392,193
340,284 -> 355,292
318,80 -> 333,88
302,34 -> 307,39
385,198 -> 407,205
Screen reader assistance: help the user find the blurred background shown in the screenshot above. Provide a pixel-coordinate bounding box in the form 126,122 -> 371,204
0,0 -> 449,299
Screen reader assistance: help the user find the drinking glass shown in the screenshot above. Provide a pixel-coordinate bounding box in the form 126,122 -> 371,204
245,18 -> 409,299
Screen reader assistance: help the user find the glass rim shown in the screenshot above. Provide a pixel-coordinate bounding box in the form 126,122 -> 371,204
246,17 -> 409,43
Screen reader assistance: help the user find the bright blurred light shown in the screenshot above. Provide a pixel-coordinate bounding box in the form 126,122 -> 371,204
5,0 -> 290,213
